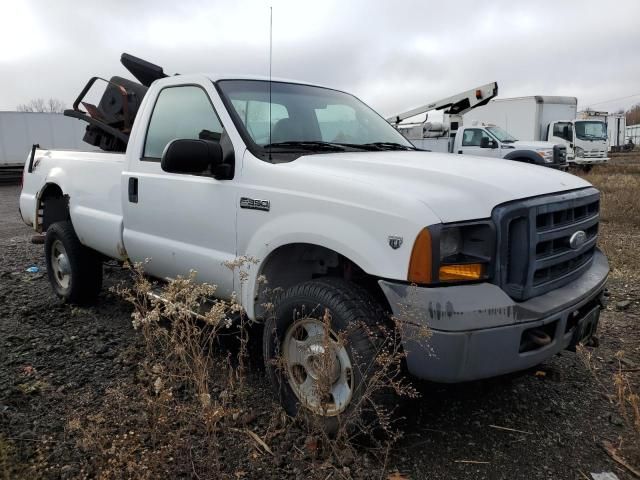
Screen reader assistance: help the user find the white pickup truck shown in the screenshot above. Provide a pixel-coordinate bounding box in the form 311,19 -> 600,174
407,123 -> 567,169
19,69 -> 609,425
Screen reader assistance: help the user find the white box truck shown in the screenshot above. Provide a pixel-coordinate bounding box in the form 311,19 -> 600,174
0,112 -> 87,183
464,96 -> 609,169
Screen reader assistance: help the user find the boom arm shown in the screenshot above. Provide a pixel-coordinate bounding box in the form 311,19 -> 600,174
387,82 -> 498,124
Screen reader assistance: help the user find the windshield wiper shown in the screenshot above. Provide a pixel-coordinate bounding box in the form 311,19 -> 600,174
501,139 -> 517,143
263,140 -> 416,152
360,142 -> 416,151
264,141 -> 348,151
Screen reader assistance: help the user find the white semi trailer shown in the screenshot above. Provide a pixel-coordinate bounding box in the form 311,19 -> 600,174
0,112 -> 87,183
464,96 -> 608,168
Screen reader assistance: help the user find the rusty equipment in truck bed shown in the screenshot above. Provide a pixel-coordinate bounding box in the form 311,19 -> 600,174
64,53 -> 168,152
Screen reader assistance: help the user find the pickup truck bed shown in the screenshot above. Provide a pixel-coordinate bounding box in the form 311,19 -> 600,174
20,150 -> 126,260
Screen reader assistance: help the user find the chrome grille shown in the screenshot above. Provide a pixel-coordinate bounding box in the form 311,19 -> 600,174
492,188 -> 600,301
582,149 -> 607,159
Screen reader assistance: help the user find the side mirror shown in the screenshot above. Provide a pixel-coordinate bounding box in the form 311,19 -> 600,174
480,137 -> 497,148
161,139 -> 223,175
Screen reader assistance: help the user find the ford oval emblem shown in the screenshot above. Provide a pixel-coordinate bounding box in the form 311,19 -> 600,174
569,230 -> 587,250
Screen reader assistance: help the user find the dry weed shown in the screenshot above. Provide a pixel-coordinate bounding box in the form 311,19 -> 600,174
577,345 -> 640,469
578,157 -> 640,282
270,291 -> 431,469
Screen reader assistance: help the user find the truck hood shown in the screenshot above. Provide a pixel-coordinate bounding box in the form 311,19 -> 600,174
511,140 -> 557,150
293,151 -> 590,223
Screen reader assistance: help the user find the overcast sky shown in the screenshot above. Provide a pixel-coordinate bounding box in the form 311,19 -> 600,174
1,0 -> 639,117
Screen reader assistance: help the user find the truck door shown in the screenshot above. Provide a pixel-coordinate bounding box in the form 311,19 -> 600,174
548,121 -> 574,158
122,84 -> 236,298
458,128 -> 501,158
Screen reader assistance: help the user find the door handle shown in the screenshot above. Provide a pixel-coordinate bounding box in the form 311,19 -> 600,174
128,177 -> 138,203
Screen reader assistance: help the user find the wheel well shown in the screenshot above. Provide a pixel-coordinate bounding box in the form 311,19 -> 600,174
38,183 -> 69,232
254,243 -> 391,319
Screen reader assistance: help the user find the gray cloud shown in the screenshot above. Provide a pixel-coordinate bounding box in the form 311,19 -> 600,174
1,0 -> 639,117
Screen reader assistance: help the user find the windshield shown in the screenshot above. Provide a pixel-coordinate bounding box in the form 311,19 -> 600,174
486,126 -> 518,142
217,80 -> 414,160
575,121 -> 607,141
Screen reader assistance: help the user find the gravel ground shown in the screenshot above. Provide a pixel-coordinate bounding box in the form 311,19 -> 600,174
0,183 -> 638,479
0,185 -> 30,241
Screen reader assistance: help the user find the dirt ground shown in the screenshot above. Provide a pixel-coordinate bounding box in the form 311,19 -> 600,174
1,158 -> 639,479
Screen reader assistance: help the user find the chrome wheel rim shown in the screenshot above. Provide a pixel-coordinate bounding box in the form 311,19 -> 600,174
50,240 -> 71,289
283,318 -> 353,416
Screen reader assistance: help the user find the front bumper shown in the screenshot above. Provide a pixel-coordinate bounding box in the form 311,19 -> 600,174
570,157 -> 609,165
379,249 -> 609,383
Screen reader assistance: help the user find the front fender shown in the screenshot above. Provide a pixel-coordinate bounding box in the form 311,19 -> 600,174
241,211 -> 416,319
503,150 -> 544,165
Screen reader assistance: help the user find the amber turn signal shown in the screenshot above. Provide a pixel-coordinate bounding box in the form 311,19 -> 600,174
408,228 -> 432,284
439,263 -> 484,281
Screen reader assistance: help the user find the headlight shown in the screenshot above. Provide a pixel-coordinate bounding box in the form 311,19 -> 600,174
408,223 -> 495,284
537,149 -> 554,163
576,146 -> 584,157
440,227 -> 462,260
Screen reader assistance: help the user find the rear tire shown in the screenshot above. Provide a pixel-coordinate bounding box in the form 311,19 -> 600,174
263,277 -> 394,434
44,221 -> 103,304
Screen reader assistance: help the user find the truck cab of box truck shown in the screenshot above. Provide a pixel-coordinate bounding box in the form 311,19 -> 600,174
576,110 -> 627,153
547,119 -> 608,167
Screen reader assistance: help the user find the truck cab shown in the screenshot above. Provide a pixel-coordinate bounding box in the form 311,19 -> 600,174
547,119 -> 608,168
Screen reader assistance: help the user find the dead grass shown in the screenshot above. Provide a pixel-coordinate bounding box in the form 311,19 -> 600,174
578,346 -> 640,473
277,305 -> 430,468
578,155 -> 640,281
56,260 -> 429,479
0,435 -> 14,480
575,153 -> 640,472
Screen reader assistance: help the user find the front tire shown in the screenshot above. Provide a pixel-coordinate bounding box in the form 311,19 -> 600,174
45,221 -> 103,304
263,278 -> 391,433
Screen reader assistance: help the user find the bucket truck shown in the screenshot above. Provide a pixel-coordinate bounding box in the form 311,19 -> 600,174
389,83 -> 567,169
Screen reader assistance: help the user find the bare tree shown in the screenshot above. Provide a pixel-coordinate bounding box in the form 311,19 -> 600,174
16,98 -> 66,113
626,103 -> 640,126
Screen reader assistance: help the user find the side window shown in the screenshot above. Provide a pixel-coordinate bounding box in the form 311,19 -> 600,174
462,128 -> 487,147
553,122 -> 572,141
144,86 -> 223,159
315,104 -> 358,142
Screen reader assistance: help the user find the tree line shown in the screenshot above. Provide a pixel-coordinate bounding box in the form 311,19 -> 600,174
16,98 -> 66,113
626,104 -> 640,126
